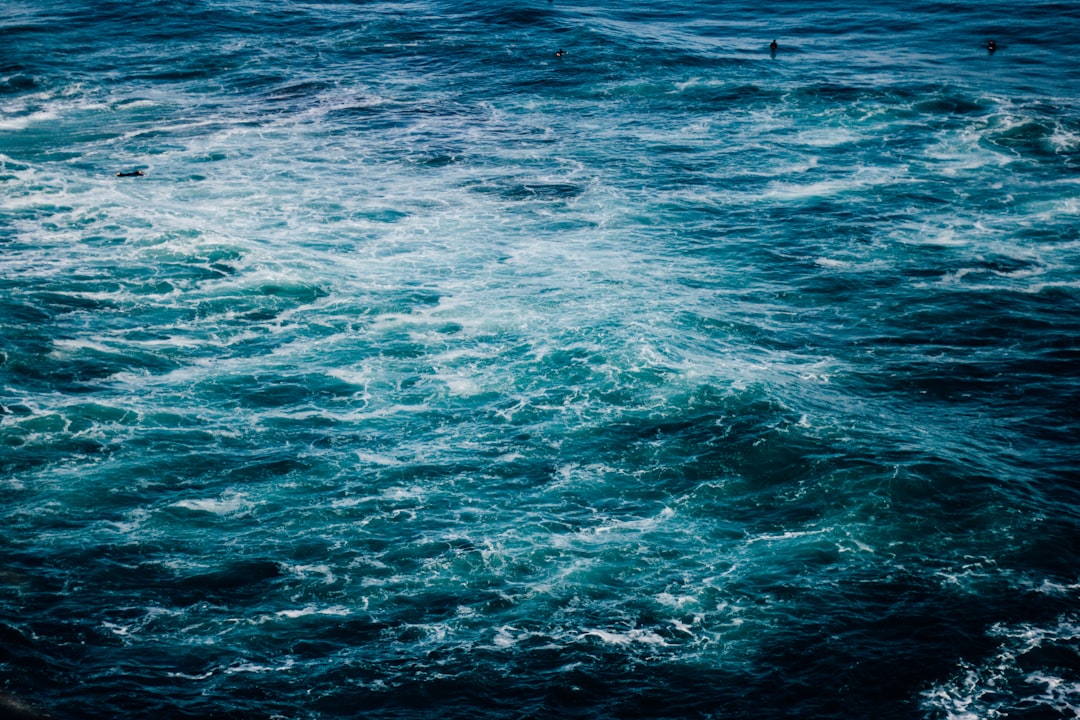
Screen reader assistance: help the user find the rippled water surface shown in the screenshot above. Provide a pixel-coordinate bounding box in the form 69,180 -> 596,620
2,1 -> 1079,718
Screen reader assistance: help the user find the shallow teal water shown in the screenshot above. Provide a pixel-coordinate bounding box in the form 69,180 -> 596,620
2,1 -> 1080,718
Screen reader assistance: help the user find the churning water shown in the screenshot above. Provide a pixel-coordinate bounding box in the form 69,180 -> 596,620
2,1 -> 1079,718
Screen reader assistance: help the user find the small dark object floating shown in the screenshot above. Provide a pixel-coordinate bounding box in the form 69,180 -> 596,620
116,169 -> 144,177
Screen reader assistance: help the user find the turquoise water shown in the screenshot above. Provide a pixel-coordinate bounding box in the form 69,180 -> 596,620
2,1 -> 1079,718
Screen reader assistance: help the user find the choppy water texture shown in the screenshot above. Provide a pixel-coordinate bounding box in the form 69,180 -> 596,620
2,1 -> 1080,718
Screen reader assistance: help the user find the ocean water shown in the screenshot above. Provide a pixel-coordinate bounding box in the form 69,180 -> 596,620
2,0 -> 1079,718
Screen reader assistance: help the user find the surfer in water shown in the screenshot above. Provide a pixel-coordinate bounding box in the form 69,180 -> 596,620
986,39 -> 996,52
555,48 -> 566,57
770,39 -> 778,52
116,169 -> 144,177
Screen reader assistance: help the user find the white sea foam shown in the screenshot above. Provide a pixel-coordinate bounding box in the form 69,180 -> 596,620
274,605 -> 350,619
287,564 -> 337,585
655,592 -> 697,608
433,370 -> 481,397
4,3 -> 1080,716
0,107 -> 58,131
170,493 -> 249,515
745,528 -> 827,545
922,615 -> 1080,720
593,507 -> 676,535
224,658 -> 295,675
580,627 -> 669,647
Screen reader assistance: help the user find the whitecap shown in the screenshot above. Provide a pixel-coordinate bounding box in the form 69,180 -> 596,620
287,564 -> 337,585
921,615 -> 1080,720
593,507 -> 676,535
0,109 -> 57,131
580,628 -> 669,647
275,605 -> 350,619
655,592 -> 697,608
434,371 -> 481,397
224,658 -> 295,675
170,494 -> 248,515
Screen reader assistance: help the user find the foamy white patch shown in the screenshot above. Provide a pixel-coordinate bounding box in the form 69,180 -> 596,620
1024,280 -> 1080,295
275,605 -> 350,619
922,615 -> 1080,720
382,486 -> 424,502
592,507 -> 676,535
330,495 -> 379,510
837,538 -> 875,554
904,226 -> 969,247
745,528 -> 826,545
101,621 -> 132,637
170,493 -> 248,515
492,625 -> 519,648
352,451 -> 400,466
656,592 -> 697,608
49,338 -> 115,355
225,658 -> 296,675
580,628 -> 668,647
0,109 -> 57,131
1027,579 -> 1080,596
326,368 -> 372,387
100,605 -> 177,642
762,169 -> 904,201
434,371 -> 481,397
288,564 -> 337,585
165,670 -> 215,680
107,508 -> 151,535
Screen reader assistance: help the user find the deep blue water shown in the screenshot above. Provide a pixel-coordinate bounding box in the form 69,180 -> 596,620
2,1 -> 1080,718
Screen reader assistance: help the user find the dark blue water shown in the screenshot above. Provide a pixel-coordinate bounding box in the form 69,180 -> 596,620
2,1 -> 1080,718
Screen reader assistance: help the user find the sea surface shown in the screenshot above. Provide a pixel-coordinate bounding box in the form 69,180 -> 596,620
2,1 -> 1079,718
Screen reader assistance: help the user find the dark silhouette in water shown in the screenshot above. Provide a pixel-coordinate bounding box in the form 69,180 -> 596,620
986,39 -> 996,52
167,560 -> 282,606
555,48 -> 566,57
770,39 -> 778,52
116,169 -> 144,177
